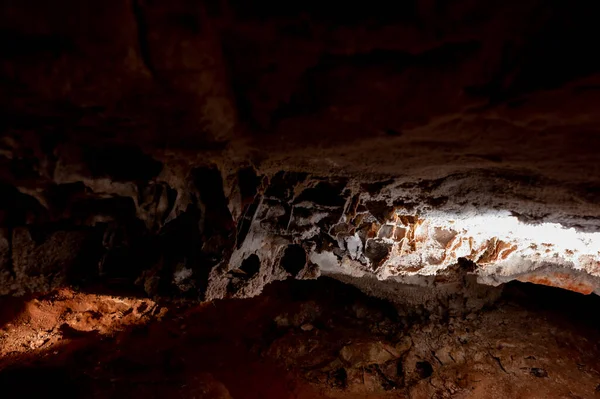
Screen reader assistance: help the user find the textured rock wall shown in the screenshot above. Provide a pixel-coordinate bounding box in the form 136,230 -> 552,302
2,164 -> 600,313
2,0 -> 600,303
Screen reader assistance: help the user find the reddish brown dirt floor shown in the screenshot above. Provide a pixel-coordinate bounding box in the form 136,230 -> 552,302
0,278 -> 600,398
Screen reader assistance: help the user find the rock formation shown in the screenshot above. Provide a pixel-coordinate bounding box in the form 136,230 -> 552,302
2,0 -> 600,308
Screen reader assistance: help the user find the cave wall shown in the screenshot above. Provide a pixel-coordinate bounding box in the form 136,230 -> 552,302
2,0 -> 600,302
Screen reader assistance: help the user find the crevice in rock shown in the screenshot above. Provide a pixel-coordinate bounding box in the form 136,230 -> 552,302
235,197 -> 260,249
237,166 -> 261,201
0,183 -> 48,226
83,145 -> 162,182
131,0 -> 156,78
280,244 -> 306,277
240,254 -> 261,278
415,361 -> 433,379
70,197 -> 138,225
4,227 -> 15,280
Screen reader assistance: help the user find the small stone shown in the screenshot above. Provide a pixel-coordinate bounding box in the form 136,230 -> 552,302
340,341 -> 400,367
421,324 -> 434,333
530,368 -> 548,378
301,323 -> 314,331
380,359 -> 403,384
352,303 -> 370,319
274,315 -> 290,328
465,313 -> 478,321
394,335 -> 413,354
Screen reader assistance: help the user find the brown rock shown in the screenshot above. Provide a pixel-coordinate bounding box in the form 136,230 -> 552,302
340,341 -> 401,367
394,335 -> 413,354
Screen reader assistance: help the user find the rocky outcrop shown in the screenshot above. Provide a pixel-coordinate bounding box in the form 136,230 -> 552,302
1,164 -> 600,313
2,0 -> 600,304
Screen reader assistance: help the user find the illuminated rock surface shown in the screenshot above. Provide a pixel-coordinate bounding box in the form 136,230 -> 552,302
2,0 -> 600,303
3,2 -> 600,397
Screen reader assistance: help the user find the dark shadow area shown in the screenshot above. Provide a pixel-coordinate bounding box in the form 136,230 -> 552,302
280,244 -> 306,277
83,145 -> 163,182
240,254 -> 261,277
415,361 -> 433,379
502,280 -> 600,329
0,295 -> 28,332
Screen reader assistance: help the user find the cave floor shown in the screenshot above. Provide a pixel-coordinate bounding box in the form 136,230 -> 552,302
0,279 -> 599,399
